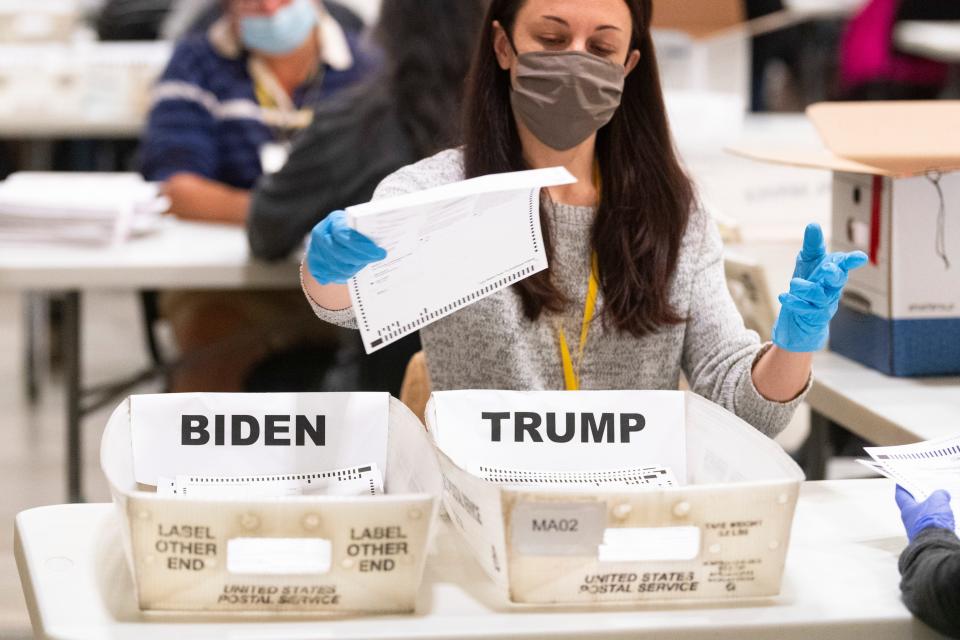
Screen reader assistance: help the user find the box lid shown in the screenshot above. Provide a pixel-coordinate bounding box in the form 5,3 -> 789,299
652,0 -> 744,38
652,0 -> 797,39
730,101 -> 960,177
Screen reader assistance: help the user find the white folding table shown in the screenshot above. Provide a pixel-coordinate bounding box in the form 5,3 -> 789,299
0,218 -> 300,502
15,479 -> 947,639
804,352 -> 960,478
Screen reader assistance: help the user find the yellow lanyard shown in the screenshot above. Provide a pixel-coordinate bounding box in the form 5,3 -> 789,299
558,253 -> 599,391
250,59 -> 315,134
254,80 -> 278,110
557,163 -> 602,391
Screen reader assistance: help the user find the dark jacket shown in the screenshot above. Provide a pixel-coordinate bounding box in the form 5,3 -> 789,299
899,527 -> 960,638
247,78 -> 422,396
248,79 -> 417,260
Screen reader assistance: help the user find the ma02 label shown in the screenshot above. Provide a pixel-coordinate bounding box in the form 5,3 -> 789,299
511,501 -> 606,556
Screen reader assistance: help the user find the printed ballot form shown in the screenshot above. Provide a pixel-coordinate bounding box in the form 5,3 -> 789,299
863,436 -> 960,527
156,464 -> 384,499
130,393 -> 389,495
476,465 -> 678,489
346,168 -> 576,353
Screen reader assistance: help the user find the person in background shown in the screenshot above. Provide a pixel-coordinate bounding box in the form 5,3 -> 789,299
896,486 -> 960,638
247,0 -> 488,394
300,0 -> 867,437
139,0 -> 376,391
142,0 -> 374,221
839,0 -> 960,100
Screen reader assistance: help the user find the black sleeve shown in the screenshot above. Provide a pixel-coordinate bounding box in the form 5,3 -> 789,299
896,0 -> 960,22
324,0 -> 365,34
899,527 -> 960,639
247,85 -> 414,261
96,0 -> 175,41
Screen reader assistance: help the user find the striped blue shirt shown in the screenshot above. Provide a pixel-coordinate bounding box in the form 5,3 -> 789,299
140,17 -> 377,189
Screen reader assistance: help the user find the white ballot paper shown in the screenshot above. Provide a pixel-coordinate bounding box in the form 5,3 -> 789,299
431,390 -> 687,484
477,464 -> 677,489
129,393 -> 389,487
864,436 -> 960,504
156,464 -> 384,498
346,167 -> 576,353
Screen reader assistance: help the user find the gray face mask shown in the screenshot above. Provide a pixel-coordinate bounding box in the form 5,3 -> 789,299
509,49 -> 626,151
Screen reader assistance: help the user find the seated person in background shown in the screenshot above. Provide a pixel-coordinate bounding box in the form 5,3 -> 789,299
896,486 -> 960,638
839,0 -> 957,100
247,0 -> 489,394
139,0 -> 376,391
142,0 -> 375,222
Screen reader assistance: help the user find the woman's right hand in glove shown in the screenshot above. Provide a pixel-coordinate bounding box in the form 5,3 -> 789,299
306,210 -> 386,284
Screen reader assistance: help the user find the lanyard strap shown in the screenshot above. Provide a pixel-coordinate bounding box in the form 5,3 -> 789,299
249,57 -> 316,134
558,253 -> 599,391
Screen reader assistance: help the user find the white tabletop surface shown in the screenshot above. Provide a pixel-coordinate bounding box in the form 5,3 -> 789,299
0,117 -> 147,139
783,0 -> 866,19
14,480 -> 948,639
894,21 -> 960,63
0,41 -> 170,139
0,217 -> 300,291
809,352 -> 960,445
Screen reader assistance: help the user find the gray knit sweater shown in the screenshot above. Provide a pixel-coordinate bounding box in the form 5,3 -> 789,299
306,149 -> 808,437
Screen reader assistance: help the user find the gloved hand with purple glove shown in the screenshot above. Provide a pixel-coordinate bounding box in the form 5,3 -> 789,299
896,485 -> 956,543
772,223 -> 868,352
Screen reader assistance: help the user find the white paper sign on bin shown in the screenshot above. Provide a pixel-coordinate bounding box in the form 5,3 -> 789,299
426,390 -> 804,605
100,392 -> 441,614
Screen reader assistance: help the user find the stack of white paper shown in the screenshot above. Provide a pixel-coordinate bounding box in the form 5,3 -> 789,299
477,464 -> 678,490
0,172 -> 167,245
861,436 -> 960,530
156,464 -> 385,499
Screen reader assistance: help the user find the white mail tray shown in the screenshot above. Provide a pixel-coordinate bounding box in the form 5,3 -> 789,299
100,392 -> 440,614
426,390 -> 804,605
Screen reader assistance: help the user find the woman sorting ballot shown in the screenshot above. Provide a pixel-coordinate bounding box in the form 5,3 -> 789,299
896,486 -> 960,638
300,0 -> 867,437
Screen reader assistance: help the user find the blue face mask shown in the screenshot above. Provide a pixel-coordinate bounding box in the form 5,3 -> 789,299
240,0 -> 318,55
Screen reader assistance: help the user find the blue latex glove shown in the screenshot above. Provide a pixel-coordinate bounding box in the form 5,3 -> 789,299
896,485 -> 956,543
772,224 -> 868,352
306,210 -> 386,284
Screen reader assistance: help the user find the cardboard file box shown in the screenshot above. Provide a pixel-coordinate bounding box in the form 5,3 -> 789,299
733,101 -> 960,376
425,390 -> 804,605
100,393 -> 441,614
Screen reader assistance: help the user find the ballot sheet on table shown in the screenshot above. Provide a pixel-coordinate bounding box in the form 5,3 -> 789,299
863,436 -> 960,530
346,167 -> 576,354
0,172 -> 167,245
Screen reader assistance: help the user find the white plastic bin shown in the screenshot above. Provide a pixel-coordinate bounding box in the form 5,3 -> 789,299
426,390 -> 804,605
100,392 -> 440,614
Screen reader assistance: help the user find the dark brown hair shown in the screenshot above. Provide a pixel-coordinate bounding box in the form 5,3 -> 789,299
462,0 -> 695,337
